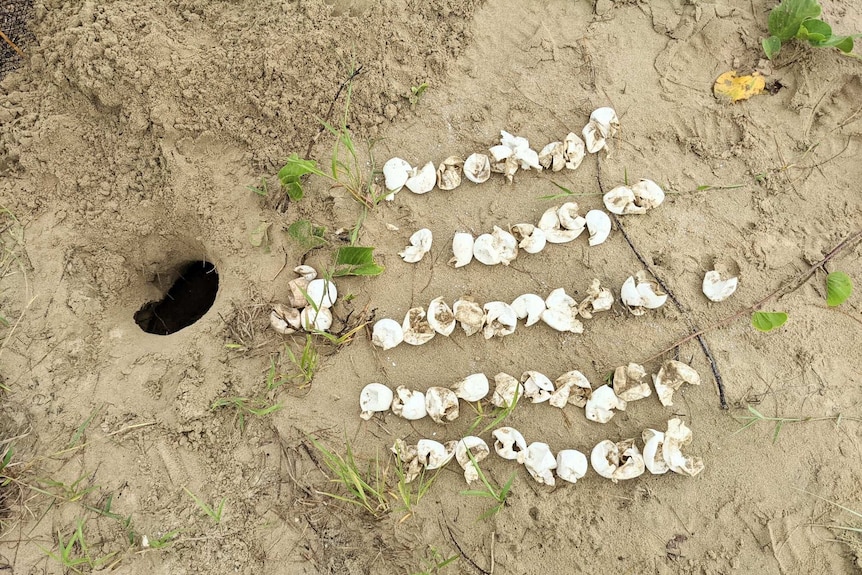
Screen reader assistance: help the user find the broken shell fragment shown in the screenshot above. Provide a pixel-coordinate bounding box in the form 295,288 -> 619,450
449,232 -> 475,268
590,438 -> 645,483
702,270 -> 738,302
642,429 -> 669,475
436,156 -> 463,191
511,293 -> 546,327
557,202 -> 586,233
510,224 -> 547,254
620,276 -> 645,315
636,270 -> 668,309
399,228 -> 433,263
383,157 -> 413,192
464,153 -> 491,184
577,278 -> 614,319
522,371 -> 555,403
427,297 -> 456,336
585,210 -> 611,246
556,449 -> 588,484
517,442 -> 557,486
391,386 -> 427,420
550,370 -> 592,408
545,287 -> 577,310
483,301 -> 518,339
492,427 -> 527,460
306,278 -> 338,309
453,298 -> 485,336
603,185 -> 644,215
294,265 -> 318,282
489,144 -> 513,163
491,372 -> 523,408
585,384 -> 627,423
613,362 -> 652,402
538,206 -> 583,244
663,418 -> 704,477
405,161 -> 437,194
491,226 -> 518,265
537,207 -> 560,231
359,383 -> 394,420
451,373 -> 490,402
540,307 -> 584,333
417,439 -> 456,470
391,439 -> 422,483
653,360 -> 701,407
402,307 -> 435,346
582,107 -> 619,154
300,306 -> 333,331
372,318 -> 404,350
455,436 -> 490,483
425,387 -> 460,423
563,132 -> 586,170
539,141 -> 566,172
473,233 -> 502,265
270,304 -> 301,335
631,179 -> 665,210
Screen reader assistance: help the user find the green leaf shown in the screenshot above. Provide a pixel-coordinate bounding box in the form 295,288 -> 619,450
797,18 -> 831,42
763,36 -> 782,59
826,271 -> 852,307
333,246 -> 384,277
767,0 -> 822,41
816,34 -> 857,52
751,311 -> 788,332
277,154 -> 327,201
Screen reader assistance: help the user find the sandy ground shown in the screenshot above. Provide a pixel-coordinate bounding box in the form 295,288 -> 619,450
1,0 -> 862,573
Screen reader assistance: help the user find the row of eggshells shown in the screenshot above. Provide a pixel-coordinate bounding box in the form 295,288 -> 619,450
382,107 -> 620,197
359,359 -> 701,427
394,416 -> 703,488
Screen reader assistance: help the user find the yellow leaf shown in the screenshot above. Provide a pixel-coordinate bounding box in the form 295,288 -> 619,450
713,71 -> 765,103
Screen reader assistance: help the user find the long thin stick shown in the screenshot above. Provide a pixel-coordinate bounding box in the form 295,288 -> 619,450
0,29 -> 25,59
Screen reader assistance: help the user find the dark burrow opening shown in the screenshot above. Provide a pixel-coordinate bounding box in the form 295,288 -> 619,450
134,261 -> 219,335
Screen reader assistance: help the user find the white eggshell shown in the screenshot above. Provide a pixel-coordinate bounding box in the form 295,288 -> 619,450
359,383 -> 394,420
306,278 -> 338,309
405,162 -> 436,194
702,270 -> 738,302
585,210 -> 611,246
492,427 -> 527,460
464,153 -> 491,184
383,157 -> 412,192
450,232 -> 475,267
451,373 -> 489,402
511,293 -> 546,327
556,449 -> 588,484
371,318 -> 404,350
399,228 -> 433,263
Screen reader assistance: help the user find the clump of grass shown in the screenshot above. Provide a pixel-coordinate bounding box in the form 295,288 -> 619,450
211,396 -> 282,433
411,546 -> 459,575
733,405 -> 858,443
469,385 -> 521,435
309,436 -> 390,518
460,451 -> 515,520
40,518 -> 118,573
392,443 -> 439,521
183,487 -> 225,524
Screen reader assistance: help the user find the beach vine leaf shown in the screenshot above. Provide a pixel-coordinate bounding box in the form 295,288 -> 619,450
333,246 -> 384,277
826,271 -> 852,307
751,311 -> 788,332
762,0 -> 860,60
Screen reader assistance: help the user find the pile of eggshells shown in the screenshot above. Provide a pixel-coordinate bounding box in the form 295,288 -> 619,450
390,416 -> 702,487
269,266 -> 339,334
382,107 -> 619,198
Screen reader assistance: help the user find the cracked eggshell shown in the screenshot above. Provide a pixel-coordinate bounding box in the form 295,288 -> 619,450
399,228 -> 433,263
449,232 -> 475,268
359,383 -> 394,420
300,306 -> 333,331
515,147 -> 542,171
621,276 -> 646,316
451,373 -> 489,402
546,287 -> 577,310
517,442 -> 557,486
558,202 -> 586,233
537,207 -> 560,231
583,107 -> 619,153
510,224 -> 547,254
591,438 -> 644,483
425,387 -> 459,423
417,439 -> 456,470
489,144 -> 513,163
383,157 -> 413,192
427,297 -> 456,336
511,293 -> 545,326
372,318 -> 404,350
453,298 -> 485,336
473,233 -> 502,265
636,271 -> 668,309
550,370 -> 592,408
391,439 -> 422,483
436,156 -> 463,191
455,436 -> 490,483
613,363 -> 652,402
483,301 -> 517,339
703,270 -> 738,302
491,226 -> 518,265
653,360 -> 701,407
663,418 -> 704,477
306,278 -> 338,309
491,372 -> 523,408
405,161 -> 436,194
578,278 -> 614,319
563,132 -> 586,169
539,141 -> 566,172
270,304 -> 301,335
556,449 -> 588,484
540,307 -> 584,333
521,371 -> 555,403
585,384 -> 627,423
294,265 -> 317,281
642,429 -> 669,475
586,210 -> 611,246
391,386 -> 427,420
464,153 -> 491,184
603,185 -> 646,215
492,427 -> 527,460
631,179 -> 665,210
402,307 -> 435,345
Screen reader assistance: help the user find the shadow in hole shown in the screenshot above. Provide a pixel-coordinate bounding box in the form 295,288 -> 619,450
135,261 -> 219,335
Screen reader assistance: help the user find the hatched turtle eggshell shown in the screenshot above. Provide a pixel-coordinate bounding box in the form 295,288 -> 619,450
492,427 -> 527,460
550,370 -> 592,408
402,307 -> 435,345
539,141 -> 566,172
449,232 -> 475,268
510,223 -> 546,254
399,228 -> 433,263
557,202 -> 586,233
702,270 -> 738,302
636,271 -> 668,309
515,147 -> 542,171
603,185 -> 644,215
436,156 -> 463,191
586,210 -> 611,246
391,438 -> 422,483
612,362 -> 652,402
621,276 -> 646,316
306,278 -> 338,308
590,107 -> 620,136
455,436 -> 490,483
372,318 -> 404,350
300,306 -> 333,331
631,179 -> 665,209
585,384 -> 627,423
489,145 -> 513,163
359,383 -> 394,420
653,360 -> 701,407
517,442 -> 557,486
294,265 -> 318,282
425,387 -> 459,423
521,371 -> 555,403
591,438 -> 644,483
473,233 -> 502,265
270,304 -> 301,335
540,307 -> 584,333
453,298 -> 485,336
383,157 -> 413,192
642,429 -> 669,475
417,439 -> 456,469
483,301 -> 517,339
391,386 -> 427,420
451,373 -> 489,402
556,449 -> 588,484
463,153 -> 491,184
663,418 -> 704,477
491,372 -> 523,408
537,207 -> 560,231
427,297 -> 456,336
545,287 -> 577,310
405,161 -> 436,194
491,226 -> 519,265
511,293 -> 545,326
563,132 -> 586,169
